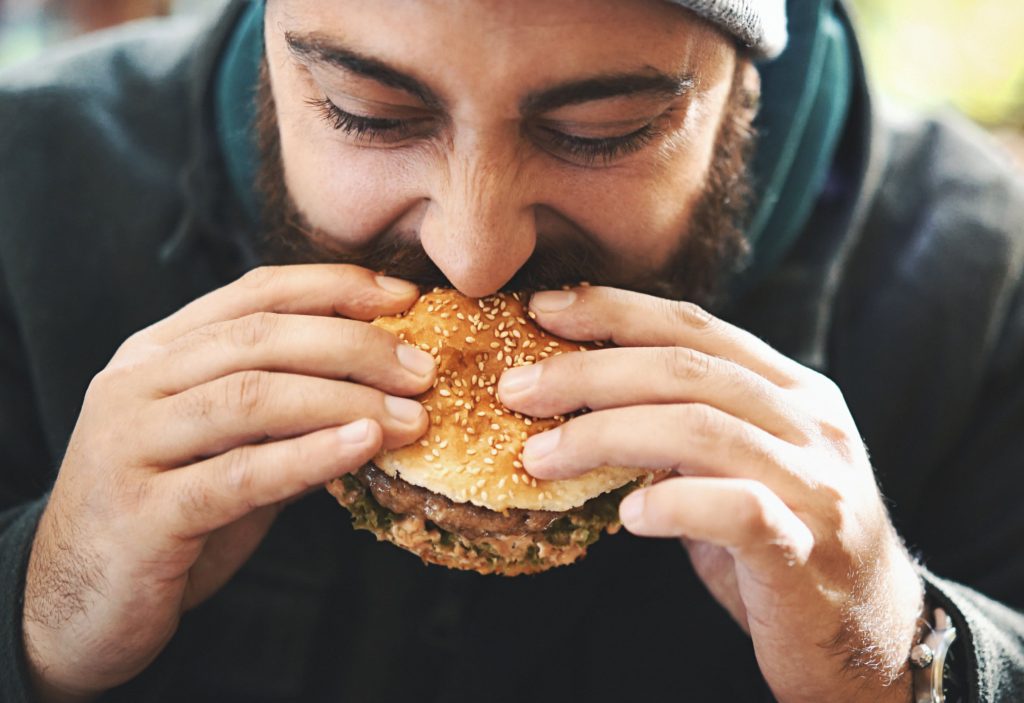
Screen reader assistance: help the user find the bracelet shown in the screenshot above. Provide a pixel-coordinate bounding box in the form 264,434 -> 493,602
910,607 -> 957,703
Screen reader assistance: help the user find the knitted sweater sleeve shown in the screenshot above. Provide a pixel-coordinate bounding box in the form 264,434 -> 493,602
0,263 -> 57,703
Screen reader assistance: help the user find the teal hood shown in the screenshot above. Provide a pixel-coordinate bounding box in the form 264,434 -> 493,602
216,0 -> 854,293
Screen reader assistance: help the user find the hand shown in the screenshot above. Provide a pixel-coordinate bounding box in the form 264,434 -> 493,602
23,265 -> 435,702
499,286 -> 924,703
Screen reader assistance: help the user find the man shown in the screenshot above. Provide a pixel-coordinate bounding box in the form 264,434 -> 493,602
1,0 -> 1022,701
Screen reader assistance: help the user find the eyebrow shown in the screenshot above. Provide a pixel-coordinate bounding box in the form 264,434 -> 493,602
286,32 -> 444,109
520,72 -> 694,114
286,31 -> 694,115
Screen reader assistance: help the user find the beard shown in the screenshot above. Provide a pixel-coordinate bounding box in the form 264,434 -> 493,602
255,62 -> 757,311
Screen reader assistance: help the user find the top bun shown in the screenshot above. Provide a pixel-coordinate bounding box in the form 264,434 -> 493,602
371,288 -> 647,513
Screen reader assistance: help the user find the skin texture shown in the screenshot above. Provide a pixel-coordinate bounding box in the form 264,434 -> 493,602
23,1 -> 922,702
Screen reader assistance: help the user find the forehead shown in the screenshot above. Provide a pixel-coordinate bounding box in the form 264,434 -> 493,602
268,0 -> 733,90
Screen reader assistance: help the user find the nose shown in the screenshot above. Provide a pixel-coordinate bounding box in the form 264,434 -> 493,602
418,137 -> 536,298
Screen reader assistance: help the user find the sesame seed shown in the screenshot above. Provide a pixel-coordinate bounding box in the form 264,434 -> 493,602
439,389 -> 452,397
490,423 -> 500,431
484,457 -> 495,465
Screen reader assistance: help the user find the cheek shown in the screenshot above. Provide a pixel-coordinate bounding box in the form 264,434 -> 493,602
546,100 -> 722,269
273,74 -> 423,245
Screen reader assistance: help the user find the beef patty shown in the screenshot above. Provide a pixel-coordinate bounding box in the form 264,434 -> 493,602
355,464 -> 560,539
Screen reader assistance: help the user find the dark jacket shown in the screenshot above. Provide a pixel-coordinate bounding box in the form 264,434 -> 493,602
1,3 -> 1023,702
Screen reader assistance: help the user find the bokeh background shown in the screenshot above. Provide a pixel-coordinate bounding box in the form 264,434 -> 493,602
0,0 -> 1022,159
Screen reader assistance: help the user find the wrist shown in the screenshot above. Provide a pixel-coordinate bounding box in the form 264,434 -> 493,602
23,623 -> 101,703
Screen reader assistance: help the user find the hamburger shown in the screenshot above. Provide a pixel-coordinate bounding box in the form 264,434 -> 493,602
326,288 -> 652,576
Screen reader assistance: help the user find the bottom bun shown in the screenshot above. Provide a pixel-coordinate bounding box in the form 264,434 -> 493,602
327,470 -> 645,576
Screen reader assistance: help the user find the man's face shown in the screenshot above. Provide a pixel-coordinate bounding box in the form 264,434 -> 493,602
261,0 -> 756,307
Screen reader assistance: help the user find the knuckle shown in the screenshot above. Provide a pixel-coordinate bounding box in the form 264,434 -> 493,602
108,469 -> 151,516
339,320 -> 381,352
238,265 -> 280,290
811,481 -> 847,533
736,481 -> 776,538
223,445 -> 258,499
682,403 -> 725,442
662,347 -> 712,384
177,383 -> 216,423
175,476 -> 214,525
671,300 -> 715,331
229,312 -> 279,351
227,370 -> 271,419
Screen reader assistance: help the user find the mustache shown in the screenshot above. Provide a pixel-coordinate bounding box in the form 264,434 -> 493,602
259,205 -> 615,294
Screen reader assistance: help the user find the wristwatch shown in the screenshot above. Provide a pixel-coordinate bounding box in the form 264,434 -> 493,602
911,607 -> 958,703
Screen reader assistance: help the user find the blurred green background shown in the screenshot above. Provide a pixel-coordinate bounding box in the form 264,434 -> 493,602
851,0 -> 1024,129
0,0 -> 1022,131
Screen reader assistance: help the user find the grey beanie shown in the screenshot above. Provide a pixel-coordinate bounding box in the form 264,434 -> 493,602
666,0 -> 788,59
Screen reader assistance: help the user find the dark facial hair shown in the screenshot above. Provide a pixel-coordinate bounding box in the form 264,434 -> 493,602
256,61 -> 757,311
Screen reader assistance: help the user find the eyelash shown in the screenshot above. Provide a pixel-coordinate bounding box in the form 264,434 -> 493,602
310,96 -> 661,165
309,97 -> 414,142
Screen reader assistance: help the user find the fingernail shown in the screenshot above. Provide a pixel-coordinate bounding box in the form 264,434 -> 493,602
619,490 -> 646,528
531,290 -> 577,313
338,418 -> 371,444
499,364 -> 541,395
385,395 -> 425,425
375,275 -> 418,296
396,344 -> 436,378
522,428 -> 561,461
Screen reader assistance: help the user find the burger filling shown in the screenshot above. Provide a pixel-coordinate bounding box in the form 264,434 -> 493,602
355,464 -> 563,539
332,465 -> 637,570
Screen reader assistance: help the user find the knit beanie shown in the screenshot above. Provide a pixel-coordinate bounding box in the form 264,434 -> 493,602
666,0 -> 788,59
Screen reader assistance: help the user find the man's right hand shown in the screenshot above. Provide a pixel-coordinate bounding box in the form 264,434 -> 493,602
21,265 -> 435,702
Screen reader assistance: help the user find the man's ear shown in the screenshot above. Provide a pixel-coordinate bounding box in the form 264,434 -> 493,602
738,57 -> 762,123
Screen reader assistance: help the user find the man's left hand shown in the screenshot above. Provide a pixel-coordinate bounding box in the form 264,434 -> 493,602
498,285 -> 923,703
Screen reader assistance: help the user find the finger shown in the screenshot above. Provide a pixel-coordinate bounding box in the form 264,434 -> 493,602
521,404 -> 809,501
620,477 -> 814,569
145,370 -> 428,465
157,419 -> 383,539
498,346 -> 800,441
528,286 -> 806,387
142,265 -> 420,344
149,312 -> 436,397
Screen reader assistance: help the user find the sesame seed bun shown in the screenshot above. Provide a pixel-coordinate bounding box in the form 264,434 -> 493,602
327,288 -> 652,575
371,288 -> 646,512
